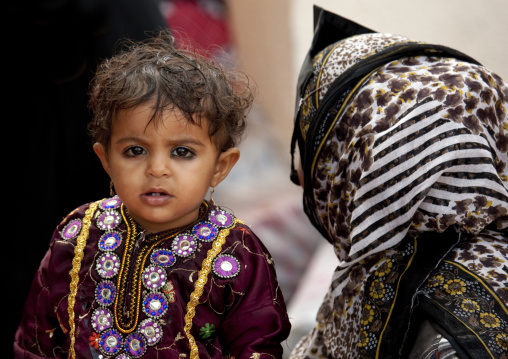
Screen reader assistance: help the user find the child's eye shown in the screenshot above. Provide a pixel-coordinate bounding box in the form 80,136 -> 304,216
124,146 -> 146,157
171,147 -> 195,158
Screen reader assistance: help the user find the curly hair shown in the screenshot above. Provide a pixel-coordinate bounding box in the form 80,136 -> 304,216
88,31 -> 255,151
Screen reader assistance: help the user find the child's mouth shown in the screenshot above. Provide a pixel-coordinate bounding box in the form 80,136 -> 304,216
142,191 -> 171,205
145,189 -> 169,196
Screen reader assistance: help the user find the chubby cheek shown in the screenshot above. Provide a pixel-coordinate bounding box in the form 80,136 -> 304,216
111,180 -> 137,204
110,167 -> 142,195
181,177 -> 210,200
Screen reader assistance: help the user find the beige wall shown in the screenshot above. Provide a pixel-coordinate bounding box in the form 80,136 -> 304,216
227,0 -> 508,162
227,0 -> 294,159
292,1 -> 508,79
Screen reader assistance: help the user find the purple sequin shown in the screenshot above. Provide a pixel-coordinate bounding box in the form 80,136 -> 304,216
150,248 -> 175,267
192,222 -> 218,242
95,281 -> 116,306
91,308 -> 113,332
139,318 -> 163,346
172,234 -> 197,257
96,253 -> 120,278
99,329 -> 123,355
142,293 -> 168,318
61,219 -> 82,240
209,210 -> 233,228
213,254 -> 240,278
142,265 -> 167,290
124,332 -> 146,358
99,231 -> 122,251
99,196 -> 122,210
97,210 -> 121,231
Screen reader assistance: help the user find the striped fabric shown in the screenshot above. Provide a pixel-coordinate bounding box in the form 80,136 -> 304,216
349,97 -> 506,262
310,52 -> 508,267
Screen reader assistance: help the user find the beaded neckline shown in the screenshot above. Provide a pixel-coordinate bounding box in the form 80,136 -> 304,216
87,196 -> 239,358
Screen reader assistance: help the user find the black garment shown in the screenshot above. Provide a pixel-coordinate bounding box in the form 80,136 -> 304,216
4,1 -> 167,356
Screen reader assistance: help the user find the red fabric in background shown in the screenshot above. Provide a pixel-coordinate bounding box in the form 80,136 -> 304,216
164,0 -> 231,57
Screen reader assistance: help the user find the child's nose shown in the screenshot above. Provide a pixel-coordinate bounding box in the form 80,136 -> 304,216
147,154 -> 171,177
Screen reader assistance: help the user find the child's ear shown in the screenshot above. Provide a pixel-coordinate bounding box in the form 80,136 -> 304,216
211,147 -> 240,187
93,142 -> 111,176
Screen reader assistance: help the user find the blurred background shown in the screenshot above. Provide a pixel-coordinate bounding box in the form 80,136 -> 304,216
4,0 -> 508,356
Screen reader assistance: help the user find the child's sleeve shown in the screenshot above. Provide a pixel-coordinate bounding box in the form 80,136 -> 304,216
218,225 -> 292,358
13,225 -> 76,358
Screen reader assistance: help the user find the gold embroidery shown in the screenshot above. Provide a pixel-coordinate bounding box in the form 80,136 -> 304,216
114,205 -> 140,333
68,200 -> 100,359
114,204 -> 197,333
184,219 -> 242,359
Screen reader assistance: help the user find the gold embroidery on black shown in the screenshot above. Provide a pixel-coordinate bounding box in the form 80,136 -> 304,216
113,203 -> 208,333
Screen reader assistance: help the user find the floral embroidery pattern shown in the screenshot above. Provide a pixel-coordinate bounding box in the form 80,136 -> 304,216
496,334 -> 508,351
89,332 -> 100,349
162,281 -> 176,303
443,278 -> 467,296
461,298 -> 480,313
358,330 -> 369,348
360,304 -> 375,326
358,240 -> 415,356
199,323 -> 216,339
447,230 -> 508,303
421,261 -> 508,356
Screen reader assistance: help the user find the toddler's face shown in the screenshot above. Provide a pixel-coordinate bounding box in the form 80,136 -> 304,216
94,103 -> 239,233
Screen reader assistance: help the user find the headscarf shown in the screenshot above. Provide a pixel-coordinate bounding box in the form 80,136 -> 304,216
291,7 -> 508,266
290,7 -> 508,358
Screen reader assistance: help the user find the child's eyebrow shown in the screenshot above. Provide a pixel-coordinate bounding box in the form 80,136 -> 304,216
114,136 -> 144,145
115,136 -> 205,146
166,138 -> 205,147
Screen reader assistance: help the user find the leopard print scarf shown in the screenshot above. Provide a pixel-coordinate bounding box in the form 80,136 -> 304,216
291,32 -> 508,358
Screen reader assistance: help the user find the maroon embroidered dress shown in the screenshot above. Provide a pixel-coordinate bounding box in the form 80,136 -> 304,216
14,197 -> 291,358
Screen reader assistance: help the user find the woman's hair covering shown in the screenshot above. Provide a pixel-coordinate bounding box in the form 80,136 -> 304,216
289,8 -> 508,358
290,7 -> 484,246
291,6 -> 374,184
